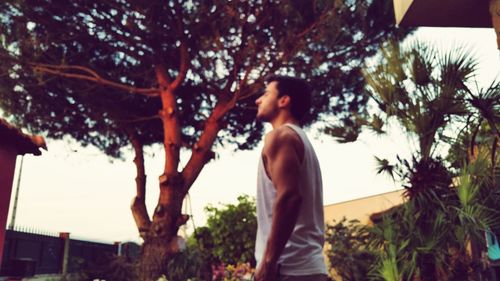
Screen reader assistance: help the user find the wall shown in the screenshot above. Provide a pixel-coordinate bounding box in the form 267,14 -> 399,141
0,146 -> 17,266
324,189 -> 405,225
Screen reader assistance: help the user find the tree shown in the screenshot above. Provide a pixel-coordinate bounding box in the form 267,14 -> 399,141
357,40 -> 500,281
201,195 -> 257,266
0,1 -> 411,279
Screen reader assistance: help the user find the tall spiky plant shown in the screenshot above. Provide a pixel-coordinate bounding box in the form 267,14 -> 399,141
362,40 -> 500,281
363,41 -> 476,161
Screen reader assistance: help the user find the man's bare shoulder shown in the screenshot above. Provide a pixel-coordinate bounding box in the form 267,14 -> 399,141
263,126 -> 302,155
274,125 -> 302,143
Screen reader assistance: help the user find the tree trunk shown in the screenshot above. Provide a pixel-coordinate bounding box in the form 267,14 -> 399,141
135,63 -> 189,281
135,50 -> 234,279
138,177 -> 190,281
135,108 -> 230,280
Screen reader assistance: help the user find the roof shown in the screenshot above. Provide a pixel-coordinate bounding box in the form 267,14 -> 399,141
394,0 -> 493,28
0,118 -> 46,156
394,0 -> 500,49
323,189 -> 405,208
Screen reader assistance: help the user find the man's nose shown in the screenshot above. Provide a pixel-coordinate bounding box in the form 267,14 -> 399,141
255,98 -> 261,105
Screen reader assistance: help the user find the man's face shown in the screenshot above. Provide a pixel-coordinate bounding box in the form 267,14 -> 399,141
255,81 -> 281,122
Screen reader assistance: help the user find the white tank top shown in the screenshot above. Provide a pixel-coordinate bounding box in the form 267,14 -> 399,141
255,124 -> 327,276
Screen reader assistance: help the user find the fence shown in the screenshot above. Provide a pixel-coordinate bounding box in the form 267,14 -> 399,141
0,229 -> 119,277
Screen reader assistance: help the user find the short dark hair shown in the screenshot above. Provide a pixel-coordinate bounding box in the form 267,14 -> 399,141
266,75 -> 311,121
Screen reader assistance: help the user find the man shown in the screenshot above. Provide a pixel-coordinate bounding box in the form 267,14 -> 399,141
254,76 -> 328,281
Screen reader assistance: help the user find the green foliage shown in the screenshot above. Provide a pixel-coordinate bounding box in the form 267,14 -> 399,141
446,122 -> 499,175
363,41 -> 479,160
359,40 -> 498,194
368,205 -> 420,281
164,247 -> 205,281
353,40 -> 500,281
200,195 -> 257,266
69,255 -> 138,281
324,218 -> 378,281
161,195 -> 256,280
377,244 -> 401,281
372,155 -> 495,276
130,227 -> 257,281
211,263 -> 254,281
187,226 -> 217,280
366,157 -> 500,281
0,0 -> 412,156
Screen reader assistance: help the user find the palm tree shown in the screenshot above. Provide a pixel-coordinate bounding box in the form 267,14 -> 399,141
361,40 -> 500,281
363,41 -> 475,160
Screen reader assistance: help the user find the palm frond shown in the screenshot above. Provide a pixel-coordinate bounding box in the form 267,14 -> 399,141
438,45 -> 478,91
456,172 -> 477,207
369,114 -> 385,135
378,254 -> 401,281
323,125 -> 360,143
467,79 -> 500,135
409,41 -> 435,87
374,156 -> 395,179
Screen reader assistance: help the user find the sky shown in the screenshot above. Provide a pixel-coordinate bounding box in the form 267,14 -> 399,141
4,27 -> 500,244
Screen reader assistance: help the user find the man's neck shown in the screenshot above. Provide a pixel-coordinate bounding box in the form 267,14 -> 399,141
270,113 -> 300,129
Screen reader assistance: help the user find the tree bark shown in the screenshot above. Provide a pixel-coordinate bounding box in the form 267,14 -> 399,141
128,131 -> 151,240
137,94 -> 236,281
139,180 -> 188,281
136,6 -> 238,273
137,61 -> 191,280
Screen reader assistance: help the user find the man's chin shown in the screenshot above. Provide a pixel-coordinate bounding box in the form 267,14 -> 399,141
256,114 -> 268,122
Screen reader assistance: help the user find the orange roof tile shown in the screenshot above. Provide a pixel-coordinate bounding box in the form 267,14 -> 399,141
0,118 -> 46,156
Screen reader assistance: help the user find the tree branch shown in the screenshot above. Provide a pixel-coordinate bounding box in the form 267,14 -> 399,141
275,5 -> 335,65
182,100 -> 236,191
236,52 -> 284,102
156,64 -> 182,176
155,64 -> 172,88
30,63 -> 159,96
170,1 -> 189,91
127,130 -> 152,239
115,114 -> 161,125
89,12 -> 147,50
170,42 -> 189,90
296,5 -> 332,40
233,49 -> 261,101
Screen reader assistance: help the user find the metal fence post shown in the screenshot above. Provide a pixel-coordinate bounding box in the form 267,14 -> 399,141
59,232 -> 70,275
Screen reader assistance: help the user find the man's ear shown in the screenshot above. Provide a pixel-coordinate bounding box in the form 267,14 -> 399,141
278,95 -> 291,108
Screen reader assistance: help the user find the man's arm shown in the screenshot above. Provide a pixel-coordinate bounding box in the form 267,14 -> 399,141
256,128 -> 304,280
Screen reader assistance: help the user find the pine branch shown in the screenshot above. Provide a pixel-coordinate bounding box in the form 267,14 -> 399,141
30,63 -> 159,96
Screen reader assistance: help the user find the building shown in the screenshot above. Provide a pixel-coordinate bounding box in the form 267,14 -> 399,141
393,0 -> 500,48
323,190 -> 405,280
323,189 -> 405,225
0,118 -> 46,266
